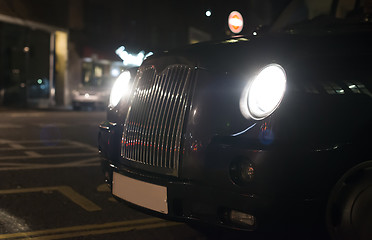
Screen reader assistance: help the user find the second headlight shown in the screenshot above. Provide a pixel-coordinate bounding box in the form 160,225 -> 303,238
108,71 -> 132,108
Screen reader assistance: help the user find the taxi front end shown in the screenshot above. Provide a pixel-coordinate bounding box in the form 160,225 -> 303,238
98,29 -> 372,238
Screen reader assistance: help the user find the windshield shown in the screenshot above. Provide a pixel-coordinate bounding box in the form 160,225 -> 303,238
81,61 -> 112,89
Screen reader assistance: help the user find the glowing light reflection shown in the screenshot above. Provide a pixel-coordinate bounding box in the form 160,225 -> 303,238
231,123 -> 257,137
115,46 -> 153,67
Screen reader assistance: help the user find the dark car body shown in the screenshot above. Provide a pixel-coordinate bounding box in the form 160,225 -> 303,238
98,6 -> 372,239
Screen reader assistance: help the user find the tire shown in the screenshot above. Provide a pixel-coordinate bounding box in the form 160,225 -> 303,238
326,161 -> 372,240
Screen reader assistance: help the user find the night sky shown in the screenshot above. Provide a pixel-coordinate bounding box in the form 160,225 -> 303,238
79,0 -> 291,54
0,0 -> 291,57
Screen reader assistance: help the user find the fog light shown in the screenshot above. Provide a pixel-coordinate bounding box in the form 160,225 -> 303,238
230,210 -> 256,227
230,159 -> 255,185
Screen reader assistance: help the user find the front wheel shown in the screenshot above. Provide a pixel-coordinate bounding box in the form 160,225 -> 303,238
326,161 -> 372,240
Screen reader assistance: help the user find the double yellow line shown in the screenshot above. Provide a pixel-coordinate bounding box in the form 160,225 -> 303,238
0,218 -> 182,240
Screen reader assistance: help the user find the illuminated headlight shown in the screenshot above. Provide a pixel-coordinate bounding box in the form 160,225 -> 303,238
109,71 -> 132,108
240,64 -> 286,120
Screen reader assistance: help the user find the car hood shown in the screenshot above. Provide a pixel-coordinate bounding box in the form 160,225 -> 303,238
144,20 -> 372,75
139,23 -> 372,149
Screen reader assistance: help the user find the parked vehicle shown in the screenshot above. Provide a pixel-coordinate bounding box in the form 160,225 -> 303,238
98,1 -> 372,239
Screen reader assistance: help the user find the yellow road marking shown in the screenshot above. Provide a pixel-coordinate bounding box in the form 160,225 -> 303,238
0,218 -> 182,240
0,162 -> 100,171
25,151 -> 43,157
0,186 -> 101,211
9,143 -> 25,149
0,152 -> 97,160
34,222 -> 182,240
57,186 -> 101,211
96,183 -> 110,192
0,145 -> 84,151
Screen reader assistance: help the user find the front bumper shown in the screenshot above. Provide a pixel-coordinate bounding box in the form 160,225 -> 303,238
100,155 -> 324,232
102,157 -> 273,230
98,121 -> 327,231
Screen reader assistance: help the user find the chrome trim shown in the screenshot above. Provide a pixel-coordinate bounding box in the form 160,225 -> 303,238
121,65 -> 196,176
99,121 -> 117,131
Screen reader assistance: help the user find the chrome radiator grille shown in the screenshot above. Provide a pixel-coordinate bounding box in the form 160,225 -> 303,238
121,65 -> 196,176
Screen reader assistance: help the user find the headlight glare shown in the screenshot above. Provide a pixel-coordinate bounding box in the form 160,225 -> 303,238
109,71 -> 131,108
240,64 -> 286,120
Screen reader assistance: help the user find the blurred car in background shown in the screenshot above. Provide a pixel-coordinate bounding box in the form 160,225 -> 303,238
98,1 -> 372,239
71,86 -> 109,110
71,60 -> 127,110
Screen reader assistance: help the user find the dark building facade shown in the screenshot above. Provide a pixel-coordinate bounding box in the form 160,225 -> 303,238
0,0 -> 283,108
0,0 -> 70,107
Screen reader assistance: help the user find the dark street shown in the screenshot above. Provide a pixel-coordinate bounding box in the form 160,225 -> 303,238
0,109 -> 241,240
0,109 -> 329,240
0,109 -> 199,239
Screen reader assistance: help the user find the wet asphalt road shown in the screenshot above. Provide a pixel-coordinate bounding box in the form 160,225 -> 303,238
0,108 -> 328,240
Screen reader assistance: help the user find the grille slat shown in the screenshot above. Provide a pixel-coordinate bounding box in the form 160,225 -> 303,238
158,68 -> 180,168
148,74 -> 163,166
139,71 -> 156,165
174,70 -> 196,170
154,70 -> 173,167
133,73 -> 146,162
139,70 -> 156,163
143,74 -> 160,166
164,67 -> 187,168
127,69 -> 155,161
122,65 -> 195,176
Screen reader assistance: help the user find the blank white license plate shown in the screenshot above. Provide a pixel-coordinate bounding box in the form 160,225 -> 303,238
112,172 -> 168,214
